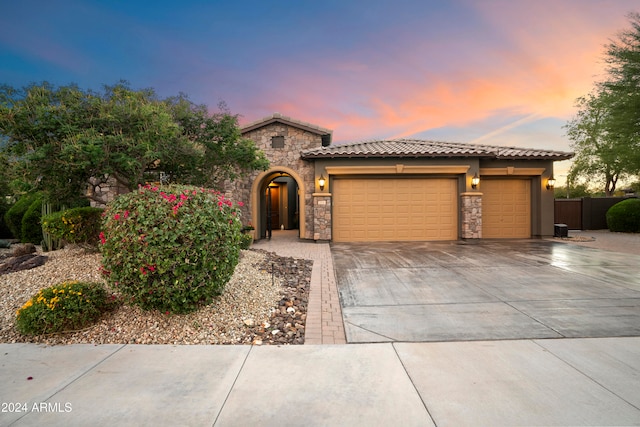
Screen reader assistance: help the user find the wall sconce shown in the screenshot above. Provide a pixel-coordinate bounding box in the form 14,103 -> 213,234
318,174 -> 326,191
546,176 -> 556,190
471,173 -> 480,190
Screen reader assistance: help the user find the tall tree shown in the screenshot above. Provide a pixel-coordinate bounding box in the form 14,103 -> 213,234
565,90 -> 629,196
566,12 -> 640,195
0,82 -> 268,205
603,12 -> 640,173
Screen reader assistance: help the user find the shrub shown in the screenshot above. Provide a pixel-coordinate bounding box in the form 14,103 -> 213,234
21,193 -> 44,244
100,184 -> 243,314
606,198 -> 640,233
239,233 -> 253,249
42,207 -> 104,245
15,281 -> 115,335
0,197 -> 11,238
4,192 -> 39,240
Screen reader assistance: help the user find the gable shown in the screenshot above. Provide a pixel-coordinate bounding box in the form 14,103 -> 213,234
241,113 -> 332,146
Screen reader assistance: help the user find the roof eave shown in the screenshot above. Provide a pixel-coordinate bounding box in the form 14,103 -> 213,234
300,152 -> 494,160
241,114 -> 333,137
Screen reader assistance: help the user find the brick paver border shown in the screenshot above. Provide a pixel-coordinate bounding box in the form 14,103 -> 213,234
252,232 -> 346,344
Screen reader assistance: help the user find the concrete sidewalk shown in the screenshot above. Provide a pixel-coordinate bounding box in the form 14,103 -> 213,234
1,338 -> 639,426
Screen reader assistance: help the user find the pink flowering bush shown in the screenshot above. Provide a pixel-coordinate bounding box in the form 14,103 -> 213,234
100,184 -> 243,313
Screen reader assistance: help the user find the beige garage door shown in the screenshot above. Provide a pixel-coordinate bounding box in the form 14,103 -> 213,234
333,178 -> 458,242
482,179 -> 531,238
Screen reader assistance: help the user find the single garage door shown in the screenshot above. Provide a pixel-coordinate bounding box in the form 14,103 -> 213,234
482,179 -> 531,238
333,178 -> 458,242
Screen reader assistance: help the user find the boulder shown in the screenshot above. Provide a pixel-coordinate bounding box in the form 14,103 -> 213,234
0,253 -> 47,275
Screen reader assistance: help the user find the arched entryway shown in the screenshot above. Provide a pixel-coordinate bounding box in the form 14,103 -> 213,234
251,167 -> 306,240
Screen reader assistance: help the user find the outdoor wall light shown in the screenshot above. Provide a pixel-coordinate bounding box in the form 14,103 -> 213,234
318,174 -> 326,191
471,173 -> 480,190
546,176 -> 556,190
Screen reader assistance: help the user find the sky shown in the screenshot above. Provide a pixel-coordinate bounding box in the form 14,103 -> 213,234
1,0 -> 638,183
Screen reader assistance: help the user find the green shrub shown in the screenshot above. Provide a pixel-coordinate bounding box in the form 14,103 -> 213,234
606,198 -> 640,233
42,207 -> 104,245
15,281 -> 115,335
4,192 -> 39,240
239,233 -> 253,249
0,197 -> 11,238
21,193 -> 44,244
100,184 -> 243,314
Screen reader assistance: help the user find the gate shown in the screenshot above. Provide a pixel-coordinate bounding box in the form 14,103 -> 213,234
555,196 -> 637,230
554,199 -> 582,229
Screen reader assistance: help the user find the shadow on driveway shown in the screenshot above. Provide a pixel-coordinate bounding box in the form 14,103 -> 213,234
331,240 -> 640,343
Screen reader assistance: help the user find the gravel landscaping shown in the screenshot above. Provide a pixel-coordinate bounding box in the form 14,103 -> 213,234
0,246 -> 312,346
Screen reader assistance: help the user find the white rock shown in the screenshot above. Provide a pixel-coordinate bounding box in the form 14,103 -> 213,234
271,329 -> 280,335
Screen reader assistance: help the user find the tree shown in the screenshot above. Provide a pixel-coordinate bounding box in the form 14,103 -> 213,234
553,183 -> 592,199
602,12 -> 640,167
566,13 -> 640,195
165,97 -> 269,189
0,82 -> 268,205
565,90 -> 629,196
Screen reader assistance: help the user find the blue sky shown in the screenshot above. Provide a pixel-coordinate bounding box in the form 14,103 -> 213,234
1,0 -> 638,180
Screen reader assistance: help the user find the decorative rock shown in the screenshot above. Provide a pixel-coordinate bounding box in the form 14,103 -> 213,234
0,246 -> 313,346
243,319 -> 255,327
10,243 -> 36,257
0,254 -> 48,275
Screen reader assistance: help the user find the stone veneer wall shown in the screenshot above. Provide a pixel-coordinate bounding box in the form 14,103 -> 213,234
313,194 -> 332,241
461,192 -> 482,239
224,122 -> 324,240
88,176 -> 130,208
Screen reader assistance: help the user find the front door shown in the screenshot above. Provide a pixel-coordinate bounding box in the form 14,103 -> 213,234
267,186 -> 280,230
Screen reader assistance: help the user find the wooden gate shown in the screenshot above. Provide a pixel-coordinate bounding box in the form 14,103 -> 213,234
554,199 -> 582,229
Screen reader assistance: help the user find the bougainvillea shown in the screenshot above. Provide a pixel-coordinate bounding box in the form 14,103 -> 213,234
100,184 -> 243,313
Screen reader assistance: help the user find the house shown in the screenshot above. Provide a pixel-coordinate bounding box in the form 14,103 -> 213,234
225,113 -> 573,242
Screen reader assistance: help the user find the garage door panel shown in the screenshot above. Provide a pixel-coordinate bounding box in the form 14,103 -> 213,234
333,178 -> 458,242
482,179 -> 531,238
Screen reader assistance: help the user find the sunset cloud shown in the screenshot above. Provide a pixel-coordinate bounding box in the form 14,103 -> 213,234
0,0 -> 637,163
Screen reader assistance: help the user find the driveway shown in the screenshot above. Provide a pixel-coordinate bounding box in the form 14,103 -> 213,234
331,240 -> 640,343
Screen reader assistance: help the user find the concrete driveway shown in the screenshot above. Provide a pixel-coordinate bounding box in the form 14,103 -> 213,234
332,240 -> 640,343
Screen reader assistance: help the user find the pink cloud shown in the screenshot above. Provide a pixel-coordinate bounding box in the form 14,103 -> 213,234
237,1 -> 637,145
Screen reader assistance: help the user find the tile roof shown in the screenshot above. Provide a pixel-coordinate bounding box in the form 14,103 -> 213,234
300,139 -> 574,161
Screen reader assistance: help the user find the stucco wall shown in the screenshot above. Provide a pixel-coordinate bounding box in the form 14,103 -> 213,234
310,156 -> 557,239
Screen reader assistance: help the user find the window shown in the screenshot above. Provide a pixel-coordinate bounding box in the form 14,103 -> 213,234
271,136 -> 285,148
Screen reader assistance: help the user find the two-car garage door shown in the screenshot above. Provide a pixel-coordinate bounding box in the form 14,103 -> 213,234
333,178 -> 458,242
332,177 -> 532,242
